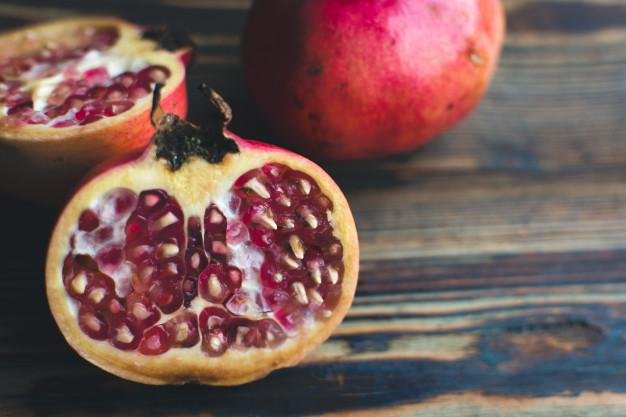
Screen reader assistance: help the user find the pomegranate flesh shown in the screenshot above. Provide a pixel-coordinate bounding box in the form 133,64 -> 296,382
0,18 -> 189,204
46,86 -> 359,385
243,0 -> 505,160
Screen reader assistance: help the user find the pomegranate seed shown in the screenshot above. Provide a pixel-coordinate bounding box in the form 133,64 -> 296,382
104,100 -> 133,116
78,209 -> 100,231
230,319 -> 263,349
262,163 -> 288,180
96,245 -> 124,272
202,331 -> 229,357
26,112 -> 49,125
91,27 -> 119,48
139,326 -> 171,355
226,220 -> 248,245
199,307 -> 229,334
204,205 -> 227,259
66,270 -> 89,299
274,305 -> 305,331
125,218 -> 145,241
250,228 -> 274,248
83,273 -> 115,308
131,264 -> 155,292
126,294 -> 160,329
257,319 -> 287,348
225,290 -> 261,317
78,306 -> 109,340
93,226 -> 113,243
199,307 -> 231,356
148,279 -> 182,314
129,83 -> 150,100
137,190 -> 167,215
51,118 -> 77,128
87,86 -> 108,100
75,101 -> 104,122
44,105 -> 67,119
138,65 -> 171,83
83,66 -> 109,85
185,249 -> 207,274
110,318 -> 141,350
198,264 -> 229,303
113,71 -> 136,88
80,114 -> 102,125
7,100 -> 33,115
100,188 -> 138,222
164,311 -> 199,347
106,298 -> 125,316
63,95 -> 88,112
105,84 -> 127,101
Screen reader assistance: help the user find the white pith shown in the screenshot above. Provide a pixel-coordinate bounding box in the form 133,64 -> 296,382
2,45 -> 149,119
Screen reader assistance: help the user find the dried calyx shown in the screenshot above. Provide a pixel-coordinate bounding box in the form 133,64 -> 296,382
152,83 -> 239,170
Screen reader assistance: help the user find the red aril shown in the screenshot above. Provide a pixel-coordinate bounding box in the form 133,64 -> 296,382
0,18 -> 190,204
46,86 -> 359,385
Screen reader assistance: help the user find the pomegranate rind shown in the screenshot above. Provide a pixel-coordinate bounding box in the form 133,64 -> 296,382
0,17 -> 188,204
46,133 -> 359,386
242,0 -> 505,160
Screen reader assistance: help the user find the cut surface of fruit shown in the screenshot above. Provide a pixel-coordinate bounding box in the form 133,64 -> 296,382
0,18 -> 189,204
46,87 -> 358,385
0,26 -> 170,127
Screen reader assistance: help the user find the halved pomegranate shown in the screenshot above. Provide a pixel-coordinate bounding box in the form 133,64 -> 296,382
46,85 -> 359,385
0,18 -> 189,204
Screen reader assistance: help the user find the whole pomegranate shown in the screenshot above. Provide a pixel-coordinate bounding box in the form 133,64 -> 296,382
0,18 -> 190,204
46,85 -> 359,385
243,0 -> 505,160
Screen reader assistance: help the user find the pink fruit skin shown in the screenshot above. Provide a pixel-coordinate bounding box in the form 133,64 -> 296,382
243,0 -> 505,160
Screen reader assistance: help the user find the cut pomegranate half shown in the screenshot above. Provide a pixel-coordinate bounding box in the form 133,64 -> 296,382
0,18 -> 190,204
46,85 -> 359,385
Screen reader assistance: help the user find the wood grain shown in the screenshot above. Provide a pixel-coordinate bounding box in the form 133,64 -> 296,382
2,0 -> 626,416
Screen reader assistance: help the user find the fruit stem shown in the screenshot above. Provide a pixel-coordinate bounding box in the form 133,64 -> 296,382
150,84 -> 239,171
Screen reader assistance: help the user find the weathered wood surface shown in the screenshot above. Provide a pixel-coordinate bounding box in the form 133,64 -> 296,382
3,0 -> 626,415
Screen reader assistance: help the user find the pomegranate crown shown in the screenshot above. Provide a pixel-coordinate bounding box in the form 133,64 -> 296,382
150,83 -> 239,170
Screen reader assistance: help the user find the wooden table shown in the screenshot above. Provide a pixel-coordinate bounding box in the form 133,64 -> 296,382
4,0 -> 626,415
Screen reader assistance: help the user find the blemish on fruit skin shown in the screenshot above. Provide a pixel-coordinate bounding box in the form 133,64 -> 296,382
469,52 -> 484,66
308,112 -> 321,123
446,102 -> 455,111
292,95 -> 304,109
467,44 -> 484,66
308,64 -> 324,76
309,112 -> 322,136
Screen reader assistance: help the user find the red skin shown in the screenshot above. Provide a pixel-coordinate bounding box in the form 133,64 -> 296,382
243,0 -> 505,160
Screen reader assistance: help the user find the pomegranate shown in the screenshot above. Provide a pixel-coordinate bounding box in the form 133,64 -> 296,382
46,85 -> 359,385
243,0 -> 505,160
0,18 -> 189,203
